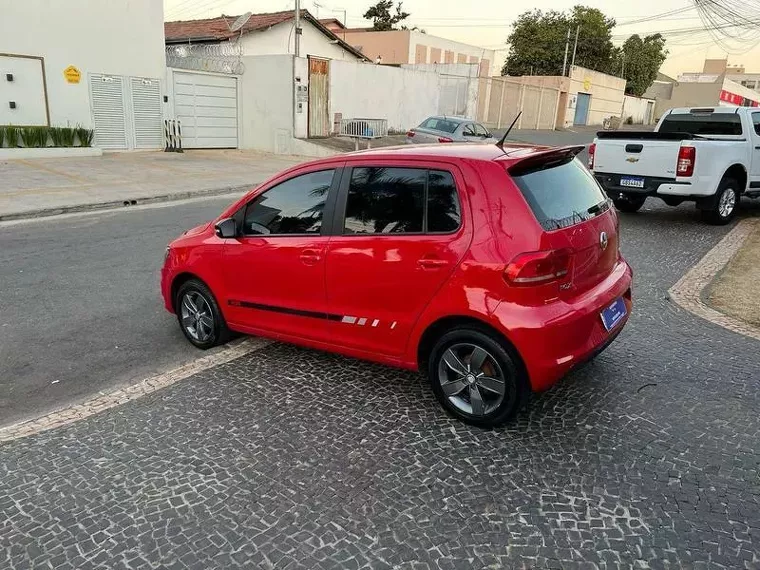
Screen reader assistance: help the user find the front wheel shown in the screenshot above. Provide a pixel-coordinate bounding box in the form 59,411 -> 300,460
175,279 -> 231,349
613,195 -> 646,213
428,328 -> 528,428
701,179 -> 739,225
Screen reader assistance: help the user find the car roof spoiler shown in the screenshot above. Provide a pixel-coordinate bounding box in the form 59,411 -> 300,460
500,145 -> 586,175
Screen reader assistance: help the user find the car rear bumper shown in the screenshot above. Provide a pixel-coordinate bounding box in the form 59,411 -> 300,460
491,259 -> 633,392
595,173 -> 714,198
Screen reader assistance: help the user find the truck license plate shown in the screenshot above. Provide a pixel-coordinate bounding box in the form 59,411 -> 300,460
620,176 -> 645,188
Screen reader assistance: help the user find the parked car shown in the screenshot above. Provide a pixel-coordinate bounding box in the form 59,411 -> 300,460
591,106 -> 760,224
162,143 -> 632,427
406,116 -> 497,144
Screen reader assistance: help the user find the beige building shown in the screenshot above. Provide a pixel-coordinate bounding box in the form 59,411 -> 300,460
320,20 -> 495,77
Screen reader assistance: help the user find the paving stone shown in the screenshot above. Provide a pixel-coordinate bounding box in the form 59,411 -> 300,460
1,205 -> 760,568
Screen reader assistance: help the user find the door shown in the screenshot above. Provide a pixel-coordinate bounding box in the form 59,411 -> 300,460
308,57 -> 330,138
750,112 -> 760,188
130,77 -> 163,149
574,93 -> 591,126
222,168 -> 340,340
172,71 -> 238,148
89,74 -> 128,149
325,164 -> 471,357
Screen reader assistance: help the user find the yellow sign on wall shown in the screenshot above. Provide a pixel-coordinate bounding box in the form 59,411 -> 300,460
583,78 -> 592,91
64,65 -> 81,84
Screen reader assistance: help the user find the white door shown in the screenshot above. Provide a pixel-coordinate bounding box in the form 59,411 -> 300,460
130,77 -> 163,149
89,74 -> 128,150
172,71 -> 238,148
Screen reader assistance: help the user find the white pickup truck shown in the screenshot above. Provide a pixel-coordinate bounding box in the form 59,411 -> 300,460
590,106 -> 760,224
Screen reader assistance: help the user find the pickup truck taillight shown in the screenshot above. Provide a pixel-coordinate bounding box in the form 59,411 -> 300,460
588,143 -> 596,169
677,146 -> 696,177
504,249 -> 573,286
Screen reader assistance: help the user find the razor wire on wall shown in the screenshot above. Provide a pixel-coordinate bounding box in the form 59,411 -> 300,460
165,44 -> 245,75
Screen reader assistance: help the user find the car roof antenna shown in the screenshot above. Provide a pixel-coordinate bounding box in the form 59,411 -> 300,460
496,111 -> 522,148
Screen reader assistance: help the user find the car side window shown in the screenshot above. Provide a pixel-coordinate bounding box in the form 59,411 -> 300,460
344,167 -> 425,234
463,124 -> 477,136
474,124 -> 490,137
752,112 -> 760,136
342,167 -> 461,235
243,170 -> 334,235
427,171 -> 461,232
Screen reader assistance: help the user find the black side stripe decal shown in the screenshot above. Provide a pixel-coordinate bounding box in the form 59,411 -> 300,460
229,300 -> 343,321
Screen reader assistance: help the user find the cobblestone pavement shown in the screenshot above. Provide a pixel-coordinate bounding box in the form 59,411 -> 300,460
2,202 -> 760,569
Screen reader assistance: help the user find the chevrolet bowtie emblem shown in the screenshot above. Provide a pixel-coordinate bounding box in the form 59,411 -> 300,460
626,156 -> 639,163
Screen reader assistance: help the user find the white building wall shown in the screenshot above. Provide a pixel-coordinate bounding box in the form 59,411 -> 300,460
408,31 -> 495,75
330,60 -> 441,132
402,63 -> 479,118
622,95 -> 656,124
565,66 -> 626,127
0,0 -> 165,130
240,21 -> 363,61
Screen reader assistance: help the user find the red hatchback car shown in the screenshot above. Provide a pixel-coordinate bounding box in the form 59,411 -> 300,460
162,143 -> 632,427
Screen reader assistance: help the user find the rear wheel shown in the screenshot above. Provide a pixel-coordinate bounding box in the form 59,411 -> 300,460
613,195 -> 646,213
701,178 -> 739,225
175,279 -> 231,349
428,328 -> 528,428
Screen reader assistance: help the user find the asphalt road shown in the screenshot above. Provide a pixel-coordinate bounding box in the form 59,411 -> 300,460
0,196 -> 236,426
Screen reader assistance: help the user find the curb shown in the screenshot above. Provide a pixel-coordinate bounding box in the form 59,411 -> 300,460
668,218 -> 760,342
0,184 -> 252,222
0,338 -> 271,444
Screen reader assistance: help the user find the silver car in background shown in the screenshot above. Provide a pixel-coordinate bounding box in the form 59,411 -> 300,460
406,116 -> 497,144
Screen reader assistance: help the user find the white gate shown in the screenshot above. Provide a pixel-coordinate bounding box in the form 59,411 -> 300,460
89,74 -> 128,150
172,71 -> 238,148
130,77 -> 163,149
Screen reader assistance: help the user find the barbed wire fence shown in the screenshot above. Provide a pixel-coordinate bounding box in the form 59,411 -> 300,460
165,43 -> 245,75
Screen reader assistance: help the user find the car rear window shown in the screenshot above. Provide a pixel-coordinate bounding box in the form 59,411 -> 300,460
659,113 -> 743,136
511,157 -> 609,230
420,118 -> 459,133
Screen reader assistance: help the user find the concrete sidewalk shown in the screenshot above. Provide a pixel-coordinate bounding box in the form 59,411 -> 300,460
0,150 -> 309,221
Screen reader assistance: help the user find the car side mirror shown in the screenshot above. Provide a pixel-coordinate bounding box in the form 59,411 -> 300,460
215,218 -> 237,238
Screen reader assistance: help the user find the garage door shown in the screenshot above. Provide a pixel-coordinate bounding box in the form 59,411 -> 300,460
172,71 -> 238,148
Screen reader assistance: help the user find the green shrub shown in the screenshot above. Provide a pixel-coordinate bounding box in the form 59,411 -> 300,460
49,127 -> 63,147
20,126 -> 49,148
75,126 -> 94,147
5,125 -> 20,147
625,116 -> 634,125
0,126 -> 5,147
58,126 -> 76,147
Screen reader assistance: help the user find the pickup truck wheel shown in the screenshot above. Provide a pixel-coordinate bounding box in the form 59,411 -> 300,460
613,195 -> 646,213
701,179 -> 739,225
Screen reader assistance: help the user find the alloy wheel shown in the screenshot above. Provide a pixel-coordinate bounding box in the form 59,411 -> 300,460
437,343 -> 507,417
719,187 -> 736,218
180,291 -> 214,342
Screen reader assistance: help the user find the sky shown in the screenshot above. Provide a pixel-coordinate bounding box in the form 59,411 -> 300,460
163,0 -> 760,77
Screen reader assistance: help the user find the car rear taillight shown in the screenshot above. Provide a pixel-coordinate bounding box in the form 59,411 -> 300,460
677,146 -> 695,177
504,249 -> 573,286
406,130 -> 415,138
438,137 -> 453,143
588,143 -> 596,169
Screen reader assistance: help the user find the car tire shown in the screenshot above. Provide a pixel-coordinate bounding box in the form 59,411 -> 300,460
613,195 -> 646,213
701,178 -> 739,225
175,279 -> 231,350
428,327 -> 528,428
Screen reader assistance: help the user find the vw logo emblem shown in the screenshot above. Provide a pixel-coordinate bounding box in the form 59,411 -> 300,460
600,231 -> 609,251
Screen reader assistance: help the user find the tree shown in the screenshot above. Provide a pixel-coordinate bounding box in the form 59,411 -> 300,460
501,5 -> 615,76
612,34 -> 668,96
363,1 -> 410,31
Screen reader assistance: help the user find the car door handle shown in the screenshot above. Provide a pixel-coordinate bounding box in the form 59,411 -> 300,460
417,258 -> 449,269
299,249 -> 322,264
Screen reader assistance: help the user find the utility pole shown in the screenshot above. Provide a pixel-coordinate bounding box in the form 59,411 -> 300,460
295,0 -> 302,57
562,27 -> 571,76
570,26 -> 579,69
